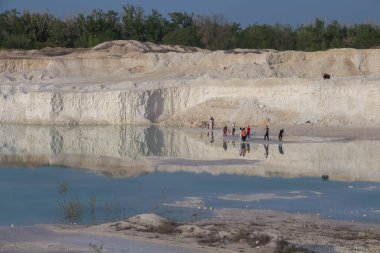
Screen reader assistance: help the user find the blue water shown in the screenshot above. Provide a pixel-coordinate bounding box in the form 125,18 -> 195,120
1,166 -> 380,226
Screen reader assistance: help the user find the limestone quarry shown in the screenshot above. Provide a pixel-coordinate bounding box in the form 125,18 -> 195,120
1,40 -> 380,127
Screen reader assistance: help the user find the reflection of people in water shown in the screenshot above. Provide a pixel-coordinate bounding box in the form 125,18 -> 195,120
240,142 -> 247,156
322,175 -> 329,181
263,144 -> 269,158
232,141 -> 236,147
278,144 -> 284,154
208,131 -> 214,143
246,143 -> 250,153
223,140 -> 227,151
223,125 -> 228,137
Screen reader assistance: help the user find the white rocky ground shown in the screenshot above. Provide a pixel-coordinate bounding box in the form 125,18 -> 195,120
1,211 -> 380,253
1,40 -> 380,126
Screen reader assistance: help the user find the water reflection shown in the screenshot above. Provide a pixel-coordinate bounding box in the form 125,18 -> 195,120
207,131 -> 214,143
239,143 -> 247,157
278,144 -> 284,155
263,144 -> 269,158
223,139 -> 227,151
0,125 -> 380,182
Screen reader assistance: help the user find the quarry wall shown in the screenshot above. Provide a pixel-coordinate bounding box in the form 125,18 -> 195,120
1,41 -> 379,127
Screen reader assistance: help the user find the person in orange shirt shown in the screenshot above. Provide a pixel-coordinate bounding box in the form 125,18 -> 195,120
241,127 -> 247,141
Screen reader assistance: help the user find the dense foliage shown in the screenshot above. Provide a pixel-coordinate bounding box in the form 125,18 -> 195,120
1,6 -> 380,50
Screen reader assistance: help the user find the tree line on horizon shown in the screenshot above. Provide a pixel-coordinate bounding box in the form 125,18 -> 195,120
1,5 -> 380,51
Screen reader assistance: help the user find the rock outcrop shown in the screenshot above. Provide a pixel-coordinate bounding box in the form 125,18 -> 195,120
1,40 -> 380,126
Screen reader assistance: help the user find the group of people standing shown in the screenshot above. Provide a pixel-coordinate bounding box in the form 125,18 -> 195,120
222,122 -> 284,142
209,116 -> 285,143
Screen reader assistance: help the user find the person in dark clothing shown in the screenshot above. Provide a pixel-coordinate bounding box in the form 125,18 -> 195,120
209,116 -> 215,130
264,125 -> 269,141
279,129 -> 284,141
223,125 -> 228,137
232,122 -> 236,136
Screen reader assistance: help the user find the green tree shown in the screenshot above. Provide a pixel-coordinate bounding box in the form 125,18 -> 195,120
168,12 -> 194,28
325,20 -> 345,48
85,9 -> 121,47
351,24 -> 380,48
162,11 -> 201,47
122,4 -> 145,41
72,14 -> 88,47
273,24 -> 295,50
295,18 -> 326,51
239,24 -> 277,49
162,26 -> 202,47
46,17 -> 67,47
1,7 -> 380,50
195,15 -> 235,50
144,9 -> 170,43
0,9 -> 32,49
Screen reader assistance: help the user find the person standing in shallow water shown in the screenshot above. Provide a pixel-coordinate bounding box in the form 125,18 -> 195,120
232,122 -> 236,136
264,125 -> 269,141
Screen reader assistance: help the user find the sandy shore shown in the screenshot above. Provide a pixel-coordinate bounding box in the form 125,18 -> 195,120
1,209 -> 379,253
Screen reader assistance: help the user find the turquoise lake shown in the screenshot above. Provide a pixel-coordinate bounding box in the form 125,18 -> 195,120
0,125 -> 379,226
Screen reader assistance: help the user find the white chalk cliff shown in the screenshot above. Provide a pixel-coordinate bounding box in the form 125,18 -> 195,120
1,40 -> 380,126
